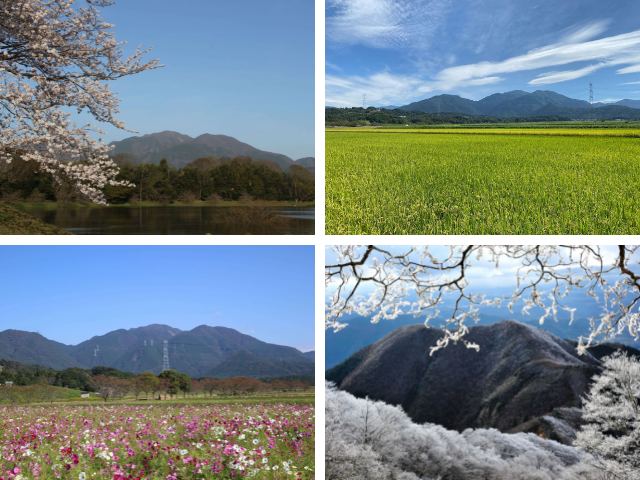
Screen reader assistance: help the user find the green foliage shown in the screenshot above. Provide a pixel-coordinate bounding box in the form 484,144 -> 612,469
325,107 -> 574,126
90,366 -> 135,379
1,154 -> 314,205
159,369 -> 181,395
55,368 -> 93,390
326,129 -> 640,234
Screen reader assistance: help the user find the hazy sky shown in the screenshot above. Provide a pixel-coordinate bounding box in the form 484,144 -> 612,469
326,0 -> 640,106
86,0 -> 314,160
1,246 -> 314,351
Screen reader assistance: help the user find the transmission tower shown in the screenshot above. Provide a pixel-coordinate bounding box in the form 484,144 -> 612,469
589,83 -> 594,121
162,340 -> 170,372
362,94 -> 367,109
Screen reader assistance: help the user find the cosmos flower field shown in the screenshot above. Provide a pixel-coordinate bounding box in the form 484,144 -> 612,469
0,403 -> 314,480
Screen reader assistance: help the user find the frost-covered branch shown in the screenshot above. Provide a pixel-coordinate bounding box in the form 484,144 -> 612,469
325,245 -> 640,354
0,0 -> 163,204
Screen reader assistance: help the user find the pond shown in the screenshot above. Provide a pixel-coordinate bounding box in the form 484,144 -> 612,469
15,205 -> 315,235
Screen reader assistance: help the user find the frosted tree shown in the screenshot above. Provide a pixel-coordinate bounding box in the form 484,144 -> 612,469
0,0 -> 162,204
575,351 -> 640,480
325,381 -> 598,480
326,245 -> 640,354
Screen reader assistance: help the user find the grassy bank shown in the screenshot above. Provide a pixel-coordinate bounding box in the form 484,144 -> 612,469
0,203 -> 74,235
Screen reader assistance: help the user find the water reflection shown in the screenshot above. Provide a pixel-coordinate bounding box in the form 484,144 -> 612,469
16,205 -> 315,235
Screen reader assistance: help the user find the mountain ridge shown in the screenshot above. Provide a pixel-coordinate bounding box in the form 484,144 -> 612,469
109,131 -> 314,173
395,90 -> 640,118
0,324 -> 313,379
326,320 -> 608,433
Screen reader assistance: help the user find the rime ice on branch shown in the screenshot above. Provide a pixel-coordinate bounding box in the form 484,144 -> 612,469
325,245 -> 640,354
0,0 -> 162,204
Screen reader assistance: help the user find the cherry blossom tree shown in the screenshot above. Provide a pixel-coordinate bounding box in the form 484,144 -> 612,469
326,245 -> 640,354
575,351 -> 640,479
0,0 -> 162,204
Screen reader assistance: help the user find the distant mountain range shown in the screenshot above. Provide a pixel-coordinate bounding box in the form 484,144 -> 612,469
326,320 -> 640,437
326,308 -> 640,369
0,324 -> 314,379
394,90 -> 640,119
109,131 -> 314,173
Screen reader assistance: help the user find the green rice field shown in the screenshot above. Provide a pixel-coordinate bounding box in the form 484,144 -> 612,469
325,128 -> 640,235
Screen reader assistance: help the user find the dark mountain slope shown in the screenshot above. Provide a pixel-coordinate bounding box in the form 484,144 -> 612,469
207,350 -> 314,379
0,330 -> 80,370
327,320 -> 601,432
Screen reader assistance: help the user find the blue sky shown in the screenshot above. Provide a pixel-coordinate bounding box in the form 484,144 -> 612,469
326,0 -> 640,107
84,0 -> 314,160
0,246 -> 314,351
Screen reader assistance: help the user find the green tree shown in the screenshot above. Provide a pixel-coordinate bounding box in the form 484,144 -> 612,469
158,370 -> 181,399
135,371 -> 160,401
179,373 -> 192,398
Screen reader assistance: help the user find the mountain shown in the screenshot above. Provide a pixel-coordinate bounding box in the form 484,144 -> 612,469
532,103 -> 640,119
0,324 -> 313,379
206,350 -> 314,379
0,330 -> 80,371
326,320 -> 603,433
613,99 -> 640,109
402,94 -> 480,115
109,131 -> 308,172
293,157 -> 315,175
398,89 -> 640,119
304,351 -> 315,360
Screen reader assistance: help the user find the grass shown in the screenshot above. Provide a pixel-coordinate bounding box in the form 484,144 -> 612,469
326,129 -> 640,235
0,203 -> 74,235
11,388 -> 314,408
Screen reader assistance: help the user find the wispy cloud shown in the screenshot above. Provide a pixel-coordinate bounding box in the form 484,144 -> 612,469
596,98 -> 623,103
326,0 -> 450,49
326,0 -> 410,48
620,81 -> 640,85
326,20 -> 640,106
212,312 -> 222,317
437,22 -> 640,87
529,63 -> 604,85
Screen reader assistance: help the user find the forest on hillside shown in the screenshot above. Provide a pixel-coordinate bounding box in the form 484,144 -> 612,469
325,107 -> 572,126
0,152 -> 314,204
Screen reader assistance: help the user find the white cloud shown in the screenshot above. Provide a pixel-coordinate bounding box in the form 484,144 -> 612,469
325,72 -> 502,107
596,98 -> 623,103
212,311 -> 222,317
437,22 -> 640,87
529,63 -> 604,85
620,80 -> 640,85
